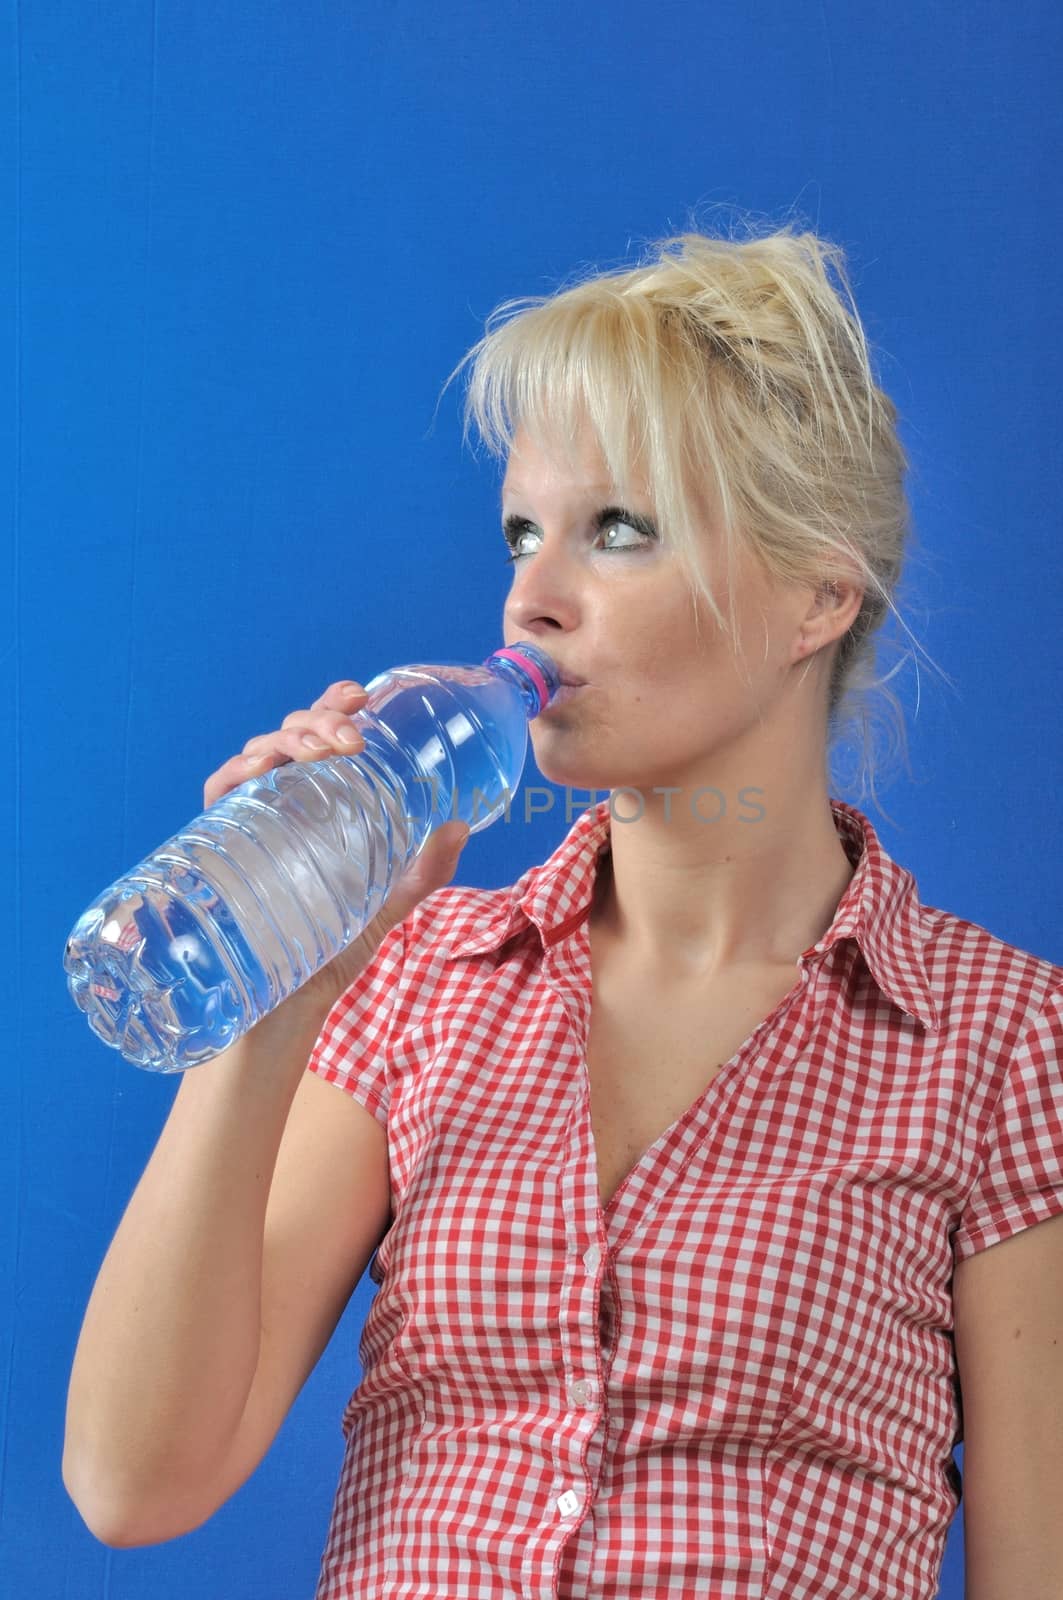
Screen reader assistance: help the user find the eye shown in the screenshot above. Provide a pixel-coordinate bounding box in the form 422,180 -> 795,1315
502,520 -> 537,562
601,518 -> 652,552
502,513 -> 656,563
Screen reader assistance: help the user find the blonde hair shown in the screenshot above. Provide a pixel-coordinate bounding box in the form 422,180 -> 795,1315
443,215 -> 950,817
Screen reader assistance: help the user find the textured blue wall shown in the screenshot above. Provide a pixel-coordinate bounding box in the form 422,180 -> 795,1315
2,2 -> 1060,1595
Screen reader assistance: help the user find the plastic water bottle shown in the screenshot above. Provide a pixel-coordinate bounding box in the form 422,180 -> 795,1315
63,641 -> 561,1074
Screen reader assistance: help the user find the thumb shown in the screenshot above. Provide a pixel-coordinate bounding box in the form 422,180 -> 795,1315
414,819 -> 472,889
381,819 -> 472,923
435,818 -> 473,854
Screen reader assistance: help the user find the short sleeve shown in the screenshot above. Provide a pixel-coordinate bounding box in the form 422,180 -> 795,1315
306,918 -> 408,1129
952,985 -> 1063,1263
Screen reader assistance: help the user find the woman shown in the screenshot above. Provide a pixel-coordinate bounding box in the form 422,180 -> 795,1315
64,224 -> 1063,1599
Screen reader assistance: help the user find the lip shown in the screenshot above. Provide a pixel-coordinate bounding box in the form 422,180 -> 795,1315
543,682 -> 586,710
506,642 -> 584,688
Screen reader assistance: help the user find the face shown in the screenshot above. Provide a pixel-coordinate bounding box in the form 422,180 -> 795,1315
500,422 -> 826,802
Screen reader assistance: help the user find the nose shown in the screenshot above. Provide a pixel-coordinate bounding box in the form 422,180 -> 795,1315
503,539 -> 583,636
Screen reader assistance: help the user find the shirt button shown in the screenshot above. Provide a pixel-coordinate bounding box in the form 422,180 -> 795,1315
583,1244 -> 601,1272
556,1489 -> 581,1517
569,1378 -> 596,1407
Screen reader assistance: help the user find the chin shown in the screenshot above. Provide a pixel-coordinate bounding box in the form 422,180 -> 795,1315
531,756 -> 631,796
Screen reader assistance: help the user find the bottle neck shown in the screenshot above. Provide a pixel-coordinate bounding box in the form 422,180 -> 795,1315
484,644 -> 560,717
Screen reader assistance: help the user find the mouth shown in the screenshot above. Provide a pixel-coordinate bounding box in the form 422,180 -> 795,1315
542,681 -> 586,712
506,640 -> 585,689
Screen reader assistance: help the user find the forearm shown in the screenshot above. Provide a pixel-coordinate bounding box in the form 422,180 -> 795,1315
63,999 -> 330,1529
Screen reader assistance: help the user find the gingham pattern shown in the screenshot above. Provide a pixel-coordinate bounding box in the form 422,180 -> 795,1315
308,798 -> 1063,1599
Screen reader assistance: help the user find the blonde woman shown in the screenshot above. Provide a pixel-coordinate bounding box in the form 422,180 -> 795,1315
65,223 -> 1063,1600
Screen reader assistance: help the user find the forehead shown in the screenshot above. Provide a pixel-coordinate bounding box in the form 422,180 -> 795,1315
502,422 -> 648,500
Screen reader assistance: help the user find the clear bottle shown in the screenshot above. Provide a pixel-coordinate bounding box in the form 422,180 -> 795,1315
63,641 -> 560,1073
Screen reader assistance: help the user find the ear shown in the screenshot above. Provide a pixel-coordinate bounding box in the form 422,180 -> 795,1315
792,579 -> 865,663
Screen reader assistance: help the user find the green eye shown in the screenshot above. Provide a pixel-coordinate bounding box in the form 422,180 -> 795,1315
502,514 -> 657,563
602,519 -> 650,551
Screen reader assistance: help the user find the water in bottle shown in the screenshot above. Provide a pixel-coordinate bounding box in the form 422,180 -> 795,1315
64,641 -> 561,1073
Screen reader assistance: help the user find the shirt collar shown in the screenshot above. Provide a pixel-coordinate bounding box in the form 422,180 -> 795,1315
441,797 -> 940,1032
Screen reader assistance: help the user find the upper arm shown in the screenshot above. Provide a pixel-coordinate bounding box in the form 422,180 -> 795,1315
952,1210 -> 1063,1598
206,1068 -> 391,1515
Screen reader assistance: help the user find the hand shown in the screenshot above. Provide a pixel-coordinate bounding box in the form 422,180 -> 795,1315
202,679 -> 471,1017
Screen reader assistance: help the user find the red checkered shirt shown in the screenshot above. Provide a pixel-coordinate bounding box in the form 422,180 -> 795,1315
307,797 -> 1063,1599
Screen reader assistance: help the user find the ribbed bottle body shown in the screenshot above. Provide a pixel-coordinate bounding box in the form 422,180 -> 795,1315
63,645 -> 559,1072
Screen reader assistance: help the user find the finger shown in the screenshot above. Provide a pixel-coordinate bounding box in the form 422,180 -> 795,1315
310,681 -> 369,712
205,711 -> 368,808
230,720 -> 365,783
280,691 -> 366,731
204,745 -> 293,807
293,716 -> 366,752
250,710 -> 366,751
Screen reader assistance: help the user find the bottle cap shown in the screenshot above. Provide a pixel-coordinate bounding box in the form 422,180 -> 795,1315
486,642 -> 561,713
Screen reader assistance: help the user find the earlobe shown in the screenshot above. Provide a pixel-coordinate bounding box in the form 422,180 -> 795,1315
793,627 -> 824,662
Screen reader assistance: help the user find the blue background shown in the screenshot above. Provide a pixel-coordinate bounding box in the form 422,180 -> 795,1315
3,2 -> 1061,1595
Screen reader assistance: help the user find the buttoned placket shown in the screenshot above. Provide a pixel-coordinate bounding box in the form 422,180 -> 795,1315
551,1229 -> 608,1538
535,938 -> 610,1581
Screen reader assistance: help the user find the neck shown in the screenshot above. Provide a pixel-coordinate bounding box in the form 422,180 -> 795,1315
589,767 -> 856,983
